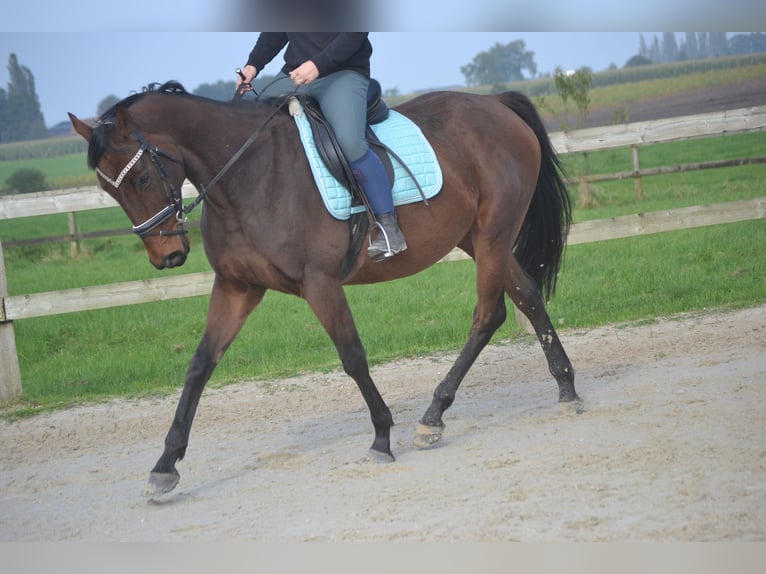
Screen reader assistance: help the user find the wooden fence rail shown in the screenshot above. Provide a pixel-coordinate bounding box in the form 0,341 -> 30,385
4,197 -> 763,322
547,105 -> 766,153
570,155 -> 766,185
2,106 -> 766,401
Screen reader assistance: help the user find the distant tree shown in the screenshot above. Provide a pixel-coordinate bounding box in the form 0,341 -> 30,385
194,75 -> 278,101
708,32 -> 728,57
649,36 -> 661,63
729,32 -> 766,55
0,87 -> 6,142
661,32 -> 679,63
639,34 -> 649,59
97,95 -> 121,117
642,32 -> 735,64
681,32 -> 699,60
553,66 -> 592,127
460,40 -> 537,86
250,75 -> 278,95
194,80 -> 236,101
1,54 -> 48,142
697,32 -> 709,58
625,55 -> 653,68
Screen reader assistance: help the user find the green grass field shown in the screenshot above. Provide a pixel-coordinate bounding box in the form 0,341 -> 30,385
6,217 -> 763,416
0,153 -> 96,191
563,131 -> 766,221
1,63 -> 765,416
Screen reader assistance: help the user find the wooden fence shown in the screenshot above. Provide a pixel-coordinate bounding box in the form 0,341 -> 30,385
1,105 -> 766,401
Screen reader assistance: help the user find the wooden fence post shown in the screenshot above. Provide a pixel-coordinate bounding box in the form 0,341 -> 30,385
632,144 -> 644,200
0,240 -> 23,402
578,151 -> 594,207
67,211 -> 80,257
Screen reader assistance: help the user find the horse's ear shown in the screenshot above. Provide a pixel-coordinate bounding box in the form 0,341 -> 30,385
68,113 -> 92,142
114,106 -> 133,138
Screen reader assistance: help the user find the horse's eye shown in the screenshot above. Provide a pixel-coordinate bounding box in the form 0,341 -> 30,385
138,174 -> 150,189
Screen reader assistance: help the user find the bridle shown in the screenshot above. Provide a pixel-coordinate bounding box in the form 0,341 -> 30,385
97,120 -> 278,241
97,83 -> 296,242
97,129 -> 187,240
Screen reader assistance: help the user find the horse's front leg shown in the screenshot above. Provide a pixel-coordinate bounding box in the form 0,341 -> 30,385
303,276 -> 395,461
146,278 -> 265,496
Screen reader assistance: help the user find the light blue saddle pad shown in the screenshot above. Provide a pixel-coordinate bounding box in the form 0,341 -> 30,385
291,101 -> 443,220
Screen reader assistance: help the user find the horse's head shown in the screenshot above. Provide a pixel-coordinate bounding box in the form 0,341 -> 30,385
69,105 -> 190,270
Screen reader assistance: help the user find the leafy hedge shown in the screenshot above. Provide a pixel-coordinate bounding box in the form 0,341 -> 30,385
4,168 -> 48,193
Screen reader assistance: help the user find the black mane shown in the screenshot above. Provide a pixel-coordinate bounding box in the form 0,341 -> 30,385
88,81 -> 188,169
98,81 -> 188,123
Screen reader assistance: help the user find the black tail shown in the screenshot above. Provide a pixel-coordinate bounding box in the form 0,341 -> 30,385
494,91 -> 572,300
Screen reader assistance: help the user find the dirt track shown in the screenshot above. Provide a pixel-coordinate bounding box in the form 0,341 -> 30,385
1,305 -> 764,541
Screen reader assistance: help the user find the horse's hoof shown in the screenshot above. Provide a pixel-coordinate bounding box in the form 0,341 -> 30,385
144,470 -> 180,498
414,423 -> 445,449
559,396 -> 585,415
368,448 -> 396,464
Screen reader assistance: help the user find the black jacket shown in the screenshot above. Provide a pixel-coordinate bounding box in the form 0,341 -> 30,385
246,33 -> 372,79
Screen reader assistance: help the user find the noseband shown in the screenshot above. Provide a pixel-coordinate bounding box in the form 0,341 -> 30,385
97,129 -> 187,239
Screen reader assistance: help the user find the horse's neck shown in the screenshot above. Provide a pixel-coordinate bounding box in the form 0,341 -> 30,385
161,99 -> 289,206
158,99 -> 270,184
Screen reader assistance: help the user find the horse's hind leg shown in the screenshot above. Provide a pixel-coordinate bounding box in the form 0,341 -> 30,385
416,247 -> 508,448
506,256 -> 580,406
303,277 -> 395,461
146,279 -> 265,496
414,248 -> 579,449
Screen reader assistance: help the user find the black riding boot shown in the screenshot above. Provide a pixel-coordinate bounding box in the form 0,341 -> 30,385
349,149 -> 408,262
368,212 -> 407,262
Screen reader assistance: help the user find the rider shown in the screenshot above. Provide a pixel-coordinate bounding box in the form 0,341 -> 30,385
237,32 -> 407,261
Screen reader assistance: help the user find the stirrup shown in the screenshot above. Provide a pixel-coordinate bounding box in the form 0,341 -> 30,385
368,215 -> 407,262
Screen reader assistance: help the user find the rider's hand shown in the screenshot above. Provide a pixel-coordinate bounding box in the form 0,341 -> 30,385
289,61 -> 319,86
238,65 -> 257,91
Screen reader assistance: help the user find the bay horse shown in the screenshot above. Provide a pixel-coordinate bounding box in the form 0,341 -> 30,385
69,81 -> 580,496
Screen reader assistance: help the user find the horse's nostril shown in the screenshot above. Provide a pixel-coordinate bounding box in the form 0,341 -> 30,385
165,251 -> 187,269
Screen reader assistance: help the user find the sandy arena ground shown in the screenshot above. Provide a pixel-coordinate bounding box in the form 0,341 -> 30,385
1,305 -> 764,541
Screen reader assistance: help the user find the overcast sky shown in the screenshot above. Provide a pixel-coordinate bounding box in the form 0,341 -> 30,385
1,1 -> 762,127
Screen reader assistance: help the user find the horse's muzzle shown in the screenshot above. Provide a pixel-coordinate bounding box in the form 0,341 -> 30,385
166,249 -> 188,269
152,249 -> 188,270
